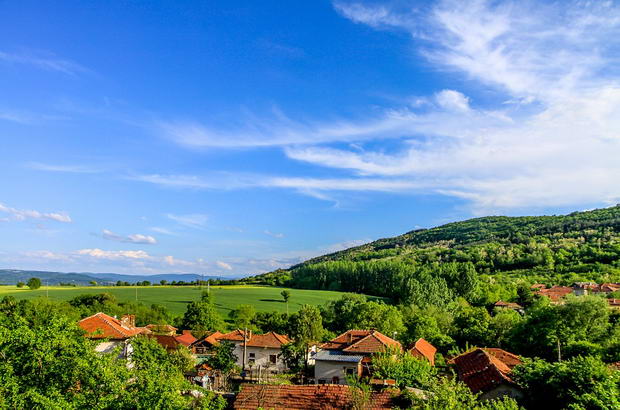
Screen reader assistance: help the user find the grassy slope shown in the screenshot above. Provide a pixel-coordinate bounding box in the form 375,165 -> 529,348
0,285 -> 347,316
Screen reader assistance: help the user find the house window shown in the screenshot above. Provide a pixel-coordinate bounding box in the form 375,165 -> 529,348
345,368 -> 355,376
195,347 -> 205,354
249,353 -> 255,358
269,354 -> 277,364
332,376 -> 340,384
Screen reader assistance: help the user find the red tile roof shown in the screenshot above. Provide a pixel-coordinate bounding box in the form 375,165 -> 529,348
217,330 -> 291,348
321,330 -> 402,354
536,286 -> 573,301
150,334 -> 181,350
175,330 -> 197,346
408,338 -> 437,366
78,312 -> 151,340
232,384 -> 397,409
448,348 -> 522,394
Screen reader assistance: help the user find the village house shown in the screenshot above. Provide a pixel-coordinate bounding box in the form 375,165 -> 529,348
449,348 -> 523,401
535,285 -> 573,303
191,329 -> 291,375
314,329 -> 402,385
77,312 -> 151,357
232,384 -> 398,409
408,338 -> 437,366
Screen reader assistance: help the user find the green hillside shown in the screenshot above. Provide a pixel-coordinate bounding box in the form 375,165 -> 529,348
242,206 -> 620,305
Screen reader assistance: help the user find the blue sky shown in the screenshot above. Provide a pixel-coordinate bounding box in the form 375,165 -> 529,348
1,0 -> 620,276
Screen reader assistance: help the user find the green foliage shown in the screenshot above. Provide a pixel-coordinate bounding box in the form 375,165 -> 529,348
251,311 -> 290,334
0,298 -> 226,409
321,294 -> 405,336
16,282 -> 24,288
206,340 -> 238,374
513,355 -> 620,409
281,290 -> 291,303
372,349 -> 436,388
228,304 -> 256,329
408,376 -> 521,410
280,342 -> 306,373
26,277 -> 41,290
179,293 -> 225,332
288,304 -> 324,366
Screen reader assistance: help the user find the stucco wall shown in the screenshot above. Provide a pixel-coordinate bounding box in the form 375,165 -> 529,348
230,342 -> 288,373
314,360 -> 360,384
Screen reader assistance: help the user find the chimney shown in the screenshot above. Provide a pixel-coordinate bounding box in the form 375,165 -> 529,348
120,314 -> 135,328
348,332 -> 353,344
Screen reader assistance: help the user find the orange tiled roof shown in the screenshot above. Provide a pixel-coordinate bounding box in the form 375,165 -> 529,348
232,384 -> 396,409
175,331 -> 197,346
321,330 -> 402,354
78,312 -> 151,340
216,330 -> 291,348
448,348 -> 522,394
246,332 -> 291,348
150,334 -> 181,350
408,338 -> 437,366
536,286 -> 573,301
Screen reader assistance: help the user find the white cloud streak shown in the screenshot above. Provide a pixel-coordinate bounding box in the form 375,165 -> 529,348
101,229 -> 157,245
0,202 -> 72,223
167,213 -> 209,229
26,162 -> 101,173
0,50 -> 89,75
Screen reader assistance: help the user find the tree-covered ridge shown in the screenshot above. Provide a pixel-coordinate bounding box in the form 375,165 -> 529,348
241,205 -> 620,304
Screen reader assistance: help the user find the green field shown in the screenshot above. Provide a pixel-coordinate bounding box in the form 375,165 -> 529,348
0,285 -> 348,316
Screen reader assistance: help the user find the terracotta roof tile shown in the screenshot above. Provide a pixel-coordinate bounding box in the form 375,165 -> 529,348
145,324 -> 177,333
321,330 -> 402,354
408,338 -> 437,365
448,348 -> 522,394
78,312 -> 151,340
494,301 -> 523,310
216,330 -> 291,348
175,331 -> 197,346
232,384 -> 397,409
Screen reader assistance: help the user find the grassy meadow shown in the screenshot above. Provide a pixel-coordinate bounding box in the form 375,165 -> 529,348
0,285 -> 348,316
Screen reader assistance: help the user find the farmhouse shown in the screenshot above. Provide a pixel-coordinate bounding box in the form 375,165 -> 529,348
193,329 -> 292,374
314,329 -> 402,385
77,312 -> 151,357
448,348 -> 523,401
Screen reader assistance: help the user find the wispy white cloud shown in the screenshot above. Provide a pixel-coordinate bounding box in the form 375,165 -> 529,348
167,213 -> 208,229
0,50 -> 89,75
216,261 -> 233,270
264,230 -> 285,238
0,202 -> 72,223
149,227 -> 177,236
100,229 -> 157,245
77,248 -> 150,260
26,162 -> 101,173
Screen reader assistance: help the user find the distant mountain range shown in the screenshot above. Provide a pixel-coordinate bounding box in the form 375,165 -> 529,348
0,269 -> 227,286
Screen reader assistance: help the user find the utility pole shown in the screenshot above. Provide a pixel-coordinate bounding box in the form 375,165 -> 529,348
557,337 -> 562,362
242,326 -> 248,379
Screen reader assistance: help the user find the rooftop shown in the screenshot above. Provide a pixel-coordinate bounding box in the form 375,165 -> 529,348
448,348 -> 522,394
78,312 -> 151,340
232,384 -> 397,409
321,330 -> 402,354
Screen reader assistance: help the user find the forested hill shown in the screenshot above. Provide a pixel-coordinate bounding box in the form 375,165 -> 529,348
241,206 -> 620,305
